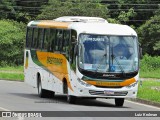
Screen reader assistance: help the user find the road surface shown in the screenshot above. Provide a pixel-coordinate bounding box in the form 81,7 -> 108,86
0,80 -> 159,120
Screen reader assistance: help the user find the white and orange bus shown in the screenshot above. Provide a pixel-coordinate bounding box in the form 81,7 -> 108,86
24,16 -> 140,106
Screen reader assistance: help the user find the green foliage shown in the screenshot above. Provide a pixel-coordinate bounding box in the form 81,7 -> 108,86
0,0 -> 16,19
138,12 -> 160,55
140,54 -> 160,71
117,8 -> 137,23
140,55 -> 160,71
38,0 -> 109,20
108,0 -> 159,27
140,54 -> 160,78
0,72 -> 24,81
0,20 -> 25,66
138,80 -> 160,103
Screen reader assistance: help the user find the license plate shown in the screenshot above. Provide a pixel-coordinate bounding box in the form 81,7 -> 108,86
104,90 -> 114,95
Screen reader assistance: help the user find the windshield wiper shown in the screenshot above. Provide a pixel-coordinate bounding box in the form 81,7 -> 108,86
95,53 -> 107,72
111,55 -> 126,77
111,46 -> 126,77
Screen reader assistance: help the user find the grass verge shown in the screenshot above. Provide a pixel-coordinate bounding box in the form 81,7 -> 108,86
0,66 -> 23,72
137,80 -> 160,103
0,66 -> 24,81
0,72 -> 24,81
140,69 -> 160,79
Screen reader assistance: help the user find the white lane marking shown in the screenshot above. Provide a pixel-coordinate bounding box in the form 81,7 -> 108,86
126,100 -> 160,110
0,106 -> 10,111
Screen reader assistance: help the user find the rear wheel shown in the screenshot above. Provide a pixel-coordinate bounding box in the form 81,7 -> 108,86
115,98 -> 124,107
38,76 -> 46,98
37,75 -> 55,98
46,90 -> 55,98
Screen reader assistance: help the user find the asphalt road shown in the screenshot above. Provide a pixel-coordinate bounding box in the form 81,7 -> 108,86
0,80 -> 159,120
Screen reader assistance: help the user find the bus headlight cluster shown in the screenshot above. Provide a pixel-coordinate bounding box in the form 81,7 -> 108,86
126,81 -> 138,88
77,78 -> 92,87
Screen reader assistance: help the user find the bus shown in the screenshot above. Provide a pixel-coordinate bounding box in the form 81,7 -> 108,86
24,16 -> 140,106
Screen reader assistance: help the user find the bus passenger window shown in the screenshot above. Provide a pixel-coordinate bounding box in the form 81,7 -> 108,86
26,27 -> 33,48
70,30 -> 77,70
62,30 -> 70,54
37,28 -> 43,50
42,29 -> 50,51
56,30 -> 63,52
32,28 -> 38,49
50,29 -> 56,52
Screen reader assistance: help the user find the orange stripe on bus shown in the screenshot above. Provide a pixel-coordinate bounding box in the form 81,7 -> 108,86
85,78 -> 136,87
37,21 -> 70,29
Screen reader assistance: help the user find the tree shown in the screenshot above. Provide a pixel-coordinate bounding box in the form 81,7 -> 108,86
0,0 -> 16,19
37,0 -> 109,20
138,9 -> 160,56
106,0 -> 159,27
0,20 -> 25,66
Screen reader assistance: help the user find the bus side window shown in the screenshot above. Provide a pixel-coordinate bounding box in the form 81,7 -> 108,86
70,30 -> 77,70
26,27 -> 33,48
42,29 -> 50,51
32,28 -> 38,49
56,30 -> 63,52
63,30 -> 70,57
50,29 -> 56,52
36,28 -> 43,50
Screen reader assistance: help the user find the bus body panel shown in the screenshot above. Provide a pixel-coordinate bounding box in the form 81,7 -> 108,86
25,16 -> 140,100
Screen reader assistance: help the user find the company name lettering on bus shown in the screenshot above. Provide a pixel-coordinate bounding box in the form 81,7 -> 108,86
47,57 -> 63,65
103,74 -> 115,77
86,38 -> 105,41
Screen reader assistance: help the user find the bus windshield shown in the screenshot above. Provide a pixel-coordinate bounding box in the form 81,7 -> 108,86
78,34 -> 139,73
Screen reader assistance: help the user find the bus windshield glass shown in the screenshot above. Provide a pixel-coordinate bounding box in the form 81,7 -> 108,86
78,34 -> 139,73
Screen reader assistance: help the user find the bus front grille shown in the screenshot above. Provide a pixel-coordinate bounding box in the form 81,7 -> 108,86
89,90 -> 128,96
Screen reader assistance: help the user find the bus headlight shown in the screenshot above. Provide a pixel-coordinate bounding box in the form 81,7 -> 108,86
126,81 -> 138,88
77,78 -> 92,87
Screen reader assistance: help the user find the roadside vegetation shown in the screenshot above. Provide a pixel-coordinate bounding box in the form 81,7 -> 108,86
140,55 -> 160,79
138,80 -> 160,103
0,66 -> 23,81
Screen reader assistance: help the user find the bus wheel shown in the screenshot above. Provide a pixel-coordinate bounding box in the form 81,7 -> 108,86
37,75 -> 46,98
115,98 -> 124,107
46,91 -> 55,98
67,95 -> 76,104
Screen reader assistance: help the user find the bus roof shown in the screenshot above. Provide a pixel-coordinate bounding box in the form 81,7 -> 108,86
69,22 -> 137,36
54,16 -> 108,23
28,17 -> 137,36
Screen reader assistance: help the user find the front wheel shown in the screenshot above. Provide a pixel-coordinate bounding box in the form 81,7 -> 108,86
67,95 -> 76,104
115,98 -> 124,107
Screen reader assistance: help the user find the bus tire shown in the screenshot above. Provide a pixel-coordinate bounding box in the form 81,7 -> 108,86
37,75 -> 47,98
46,90 -> 55,98
67,95 -> 76,104
115,98 -> 124,107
